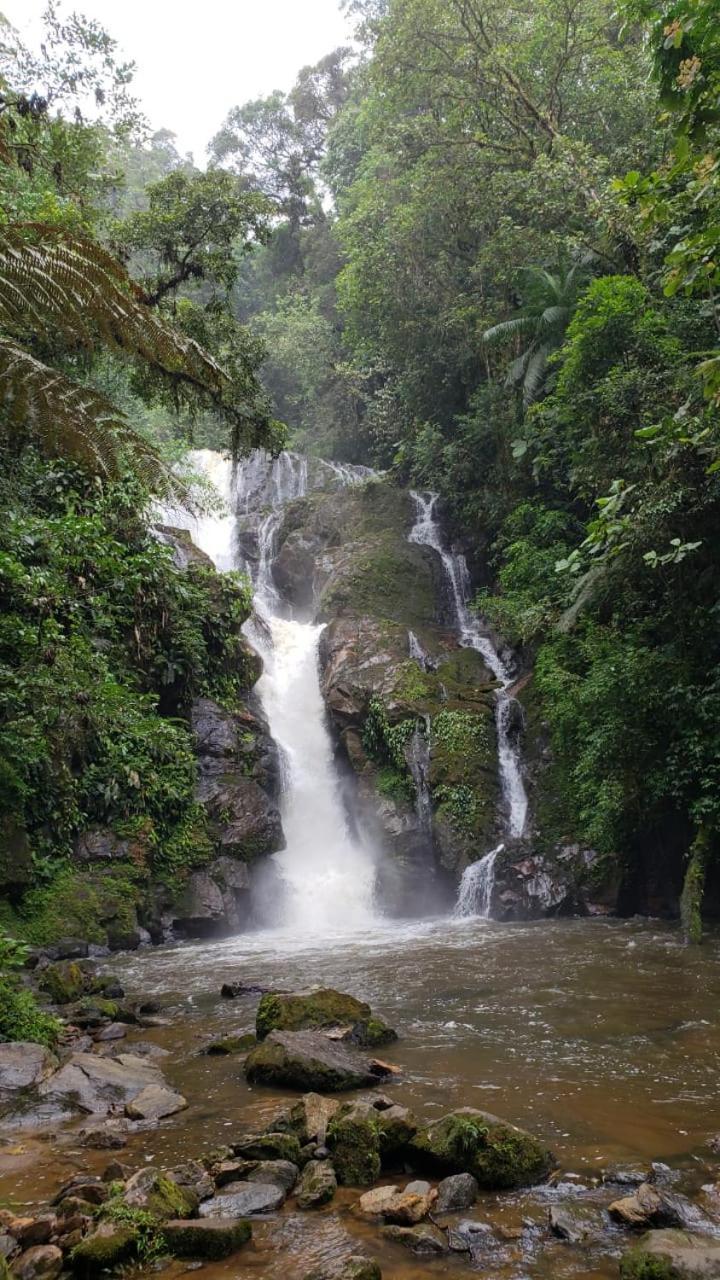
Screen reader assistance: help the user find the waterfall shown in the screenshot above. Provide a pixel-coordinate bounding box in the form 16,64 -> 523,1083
182,448 -> 378,934
406,715 -> 433,834
455,844 -> 504,918
409,491 -> 529,917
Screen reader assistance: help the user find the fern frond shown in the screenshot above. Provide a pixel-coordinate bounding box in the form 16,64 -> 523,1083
0,338 -> 184,497
0,224 -> 226,398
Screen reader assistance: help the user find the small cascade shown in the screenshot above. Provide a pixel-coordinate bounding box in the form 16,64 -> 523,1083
184,447 -> 379,934
455,844 -> 504,918
408,629 -> 432,669
406,715 -> 433,834
409,491 -> 529,915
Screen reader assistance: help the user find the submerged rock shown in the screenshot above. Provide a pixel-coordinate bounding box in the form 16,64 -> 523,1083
244,1030 -> 395,1092
380,1224 -> 448,1255
255,988 -> 396,1046
162,1218 -> 252,1260
409,1107 -> 554,1189
549,1202 -> 608,1244
620,1229 -> 720,1280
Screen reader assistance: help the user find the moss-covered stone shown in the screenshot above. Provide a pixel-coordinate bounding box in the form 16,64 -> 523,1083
620,1232 -> 720,1280
244,1031 -> 381,1092
38,960 -> 86,1004
327,1104 -> 382,1187
376,1104 -> 419,1160
256,988 -> 396,1046
71,1227 -> 138,1277
233,1132 -> 302,1165
162,1218 -> 251,1260
409,1108 -> 554,1190
120,1171 -> 198,1221
203,1033 -> 256,1055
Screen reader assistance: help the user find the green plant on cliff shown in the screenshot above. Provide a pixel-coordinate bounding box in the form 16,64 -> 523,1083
0,928 -> 60,1044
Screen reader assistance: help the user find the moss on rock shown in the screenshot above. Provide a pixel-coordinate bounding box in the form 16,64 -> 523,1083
233,1132 -> 302,1165
71,1227 -> 138,1277
162,1218 -> 251,1260
256,988 -> 395,1046
409,1108 -> 554,1189
327,1104 -> 382,1187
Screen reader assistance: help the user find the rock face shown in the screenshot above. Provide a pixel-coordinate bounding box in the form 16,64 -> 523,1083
485,838 -> 617,921
256,989 -> 396,1046
409,1108 -> 554,1189
38,1053 -> 169,1116
244,1031 -> 395,1093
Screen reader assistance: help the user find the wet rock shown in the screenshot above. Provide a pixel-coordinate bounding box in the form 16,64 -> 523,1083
241,1161 -> 299,1193
221,981 -> 270,998
38,1052 -> 164,1115
603,1165 -> 653,1188
122,1168 -> 198,1219
280,1092 -> 341,1145
380,1224 -> 448,1255
203,1033 -> 256,1055
435,1172 -> 479,1213
328,1103 -> 381,1187
609,1183 -> 711,1231
72,830 -> 142,864
168,1161 -> 215,1202
124,1083 -> 187,1121
232,1133 -> 302,1165
244,1030 -> 394,1092
255,989 -> 396,1047
10,1246 -> 62,1280
356,1187 -> 400,1220
0,1236 -> 17,1261
78,1126 -> 128,1150
54,1176 -> 107,1207
70,1224 -> 138,1277
446,1220 -> 494,1257
162,1218 -> 252,1260
38,961 -> 86,1005
5,1220 -> 55,1249
409,1107 -> 554,1189
620,1229 -> 720,1280
376,1103 -> 418,1158
0,1044 -> 57,1093
296,1161 -> 337,1208
195,773 -> 283,868
549,1203 -> 607,1244
154,525 -> 215,571
199,1183 -> 285,1217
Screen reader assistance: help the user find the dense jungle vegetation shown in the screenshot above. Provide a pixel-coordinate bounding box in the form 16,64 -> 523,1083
0,0 -> 718,1046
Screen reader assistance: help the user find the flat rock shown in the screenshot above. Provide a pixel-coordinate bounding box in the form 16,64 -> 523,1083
233,1161 -> 298,1193
356,1187 -> 400,1220
0,1045 -> 57,1092
549,1202 -> 607,1244
124,1084 -> 187,1121
380,1224 -> 448,1255
199,1183 -> 285,1218
38,1053 -> 162,1115
245,1030 -> 395,1093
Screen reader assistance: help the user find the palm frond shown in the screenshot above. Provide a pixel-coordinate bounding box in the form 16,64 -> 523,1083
523,344 -> 553,405
0,338 -> 184,497
482,315 -> 538,346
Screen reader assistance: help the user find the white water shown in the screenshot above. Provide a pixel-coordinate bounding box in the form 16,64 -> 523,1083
183,448 -> 378,934
409,492 -> 529,916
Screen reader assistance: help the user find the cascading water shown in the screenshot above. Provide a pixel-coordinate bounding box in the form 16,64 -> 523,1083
184,448 -> 378,934
409,491 -> 529,918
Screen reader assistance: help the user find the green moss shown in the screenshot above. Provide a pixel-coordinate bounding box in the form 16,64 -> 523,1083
233,1132 -> 302,1164
430,710 -> 495,784
204,1032 -> 256,1055
17,865 -> 143,946
162,1219 -> 251,1260
71,1226 -> 140,1277
376,765 -> 415,804
145,1175 -> 198,1221
327,1107 -> 381,1186
153,805 -> 215,887
256,988 -> 372,1039
0,977 -> 61,1045
620,1250 -> 678,1280
409,1109 -> 554,1190
39,959 -> 85,1004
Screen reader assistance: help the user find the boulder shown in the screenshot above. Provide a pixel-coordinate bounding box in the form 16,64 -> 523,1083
435,1173 -> 479,1214
195,773 -> 283,866
167,1161 -> 214,1202
380,1224 -> 448,1255
620,1230 -> 720,1280
124,1084 -> 187,1121
296,1161 -> 337,1208
0,1044 -> 57,1093
38,1053 -> 163,1115
162,1218 -> 251,1260
327,1103 -> 381,1187
38,961 -> 87,1005
122,1168 -> 198,1219
199,1183 -> 285,1218
609,1184 -> 712,1232
376,1103 -> 418,1158
244,1030 -> 394,1092
356,1184 -> 433,1225
273,1092 -> 340,1144
72,830 -> 141,864
203,1033 -> 256,1055
232,1133 -> 302,1165
70,1225 -> 137,1277
255,988 -> 396,1046
549,1203 -> 607,1244
10,1246 -> 62,1280
241,1161 -> 299,1193
356,1187 -> 400,1220
409,1107 -> 554,1189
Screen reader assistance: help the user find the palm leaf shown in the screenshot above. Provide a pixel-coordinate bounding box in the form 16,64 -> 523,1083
482,314 -> 538,346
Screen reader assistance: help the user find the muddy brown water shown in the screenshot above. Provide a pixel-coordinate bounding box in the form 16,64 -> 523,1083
3,915 -> 720,1280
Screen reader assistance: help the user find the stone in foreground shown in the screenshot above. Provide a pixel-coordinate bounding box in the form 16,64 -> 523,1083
244,1030 -> 395,1092
380,1224 -> 448,1255
296,1161 -> 337,1208
0,1045 -> 57,1094
620,1229 -> 720,1280
124,1084 -> 187,1121
162,1218 -> 251,1260
199,1183 -> 285,1217
38,1053 -> 163,1115
409,1107 -> 554,1189
435,1172 -> 479,1214
70,1226 -> 137,1278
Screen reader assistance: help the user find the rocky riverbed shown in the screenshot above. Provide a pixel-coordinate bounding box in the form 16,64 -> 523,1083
3,917 -> 720,1280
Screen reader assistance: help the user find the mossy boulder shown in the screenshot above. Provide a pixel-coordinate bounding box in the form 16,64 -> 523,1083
203,1033 -> 256,1056
162,1218 -> 251,1260
327,1103 -> 382,1187
233,1133 -> 302,1165
409,1108 -> 554,1190
38,961 -> 86,1005
620,1231 -> 720,1280
122,1169 -> 198,1220
256,988 -> 396,1046
71,1226 -> 138,1278
244,1030 -> 389,1092
296,1160 -> 337,1208
377,1104 -> 419,1160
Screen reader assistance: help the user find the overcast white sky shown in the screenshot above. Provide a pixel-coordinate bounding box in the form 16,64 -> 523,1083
6,0 -> 352,163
